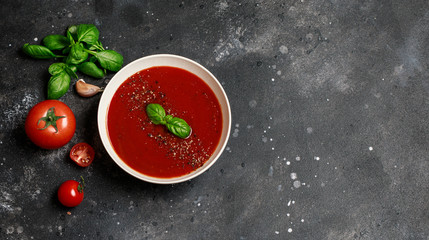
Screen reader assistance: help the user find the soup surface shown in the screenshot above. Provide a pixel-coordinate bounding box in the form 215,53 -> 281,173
107,66 -> 222,178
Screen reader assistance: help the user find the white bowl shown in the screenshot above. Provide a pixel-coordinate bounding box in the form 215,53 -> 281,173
97,54 -> 231,184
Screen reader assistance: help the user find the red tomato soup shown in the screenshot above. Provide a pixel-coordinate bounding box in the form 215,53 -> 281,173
107,66 -> 223,178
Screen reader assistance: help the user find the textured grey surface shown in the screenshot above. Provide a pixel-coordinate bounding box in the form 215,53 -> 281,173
1,0 -> 429,239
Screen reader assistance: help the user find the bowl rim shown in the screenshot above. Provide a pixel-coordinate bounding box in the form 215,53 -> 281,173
97,54 -> 231,184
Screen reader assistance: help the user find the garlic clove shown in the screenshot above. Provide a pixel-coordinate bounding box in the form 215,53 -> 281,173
75,79 -> 103,97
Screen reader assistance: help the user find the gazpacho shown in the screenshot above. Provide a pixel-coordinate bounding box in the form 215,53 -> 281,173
107,66 -> 222,178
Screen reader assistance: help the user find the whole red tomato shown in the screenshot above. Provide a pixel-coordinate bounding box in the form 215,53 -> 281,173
70,143 -> 95,167
57,179 -> 84,207
25,100 -> 76,149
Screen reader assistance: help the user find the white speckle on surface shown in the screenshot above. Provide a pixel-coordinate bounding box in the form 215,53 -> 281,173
2,93 -> 38,130
293,180 -> 301,188
249,100 -> 257,108
287,200 -> 291,206
327,98 -> 330,101
301,219 -> 305,223
233,128 -> 239,137
271,147 -> 275,150
288,228 -> 293,233
277,185 -> 282,191
6,226 -> 14,234
306,127 -> 313,134
295,156 -> 301,161
369,146 -> 373,151
287,213 -> 290,217
314,156 -> 320,161
34,37 -> 38,41
262,136 -> 268,143
235,123 -> 239,128
16,226 -> 24,234
321,182 -> 326,187
286,161 -> 290,165
279,45 -> 289,54
277,70 -> 282,75
275,231 -> 279,234
268,166 -> 273,177
290,173 -> 297,180
271,78 -> 275,82
67,12 -> 73,18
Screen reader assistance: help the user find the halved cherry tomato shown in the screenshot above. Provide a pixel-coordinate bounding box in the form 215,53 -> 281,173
25,100 -> 76,149
58,179 -> 84,207
70,143 -> 95,167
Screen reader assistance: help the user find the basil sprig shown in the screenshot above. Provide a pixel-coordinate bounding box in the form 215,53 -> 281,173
22,24 -> 124,99
146,103 -> 192,139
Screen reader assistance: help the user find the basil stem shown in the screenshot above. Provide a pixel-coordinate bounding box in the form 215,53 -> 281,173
146,103 -> 191,139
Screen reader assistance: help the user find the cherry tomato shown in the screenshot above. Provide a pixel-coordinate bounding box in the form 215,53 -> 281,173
25,100 -> 76,149
70,143 -> 95,167
57,179 -> 84,207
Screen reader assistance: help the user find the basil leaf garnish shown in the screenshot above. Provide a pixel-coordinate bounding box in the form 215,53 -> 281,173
146,103 -> 191,139
146,103 -> 166,125
166,117 -> 192,139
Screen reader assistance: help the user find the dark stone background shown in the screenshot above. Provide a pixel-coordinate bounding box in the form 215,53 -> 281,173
1,0 -> 428,239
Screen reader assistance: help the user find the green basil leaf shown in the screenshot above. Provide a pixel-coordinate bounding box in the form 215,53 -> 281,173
77,24 -> 99,45
66,43 -> 88,65
146,103 -> 166,125
48,63 -> 77,78
47,71 -> 71,99
77,62 -> 105,78
93,50 -> 123,72
42,34 -> 69,50
48,63 -> 67,75
22,44 -> 60,59
166,117 -> 191,139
